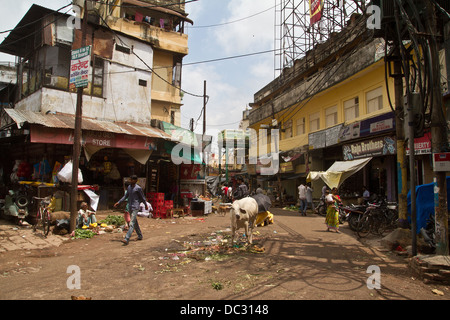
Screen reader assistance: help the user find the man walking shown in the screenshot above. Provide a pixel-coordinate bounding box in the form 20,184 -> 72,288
114,175 -> 148,245
298,183 -> 307,216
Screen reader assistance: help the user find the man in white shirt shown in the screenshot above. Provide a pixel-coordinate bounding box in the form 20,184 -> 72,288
298,183 -> 307,216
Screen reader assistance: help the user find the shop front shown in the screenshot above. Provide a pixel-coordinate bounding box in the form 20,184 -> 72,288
307,112 -> 398,203
340,134 -> 397,202
1,109 -> 178,212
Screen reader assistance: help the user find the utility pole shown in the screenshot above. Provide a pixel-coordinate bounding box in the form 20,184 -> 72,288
70,0 -> 88,233
425,0 -> 449,256
203,80 -> 207,193
392,51 -> 409,229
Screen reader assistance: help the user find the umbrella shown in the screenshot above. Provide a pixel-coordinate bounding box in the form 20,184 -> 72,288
251,193 -> 272,213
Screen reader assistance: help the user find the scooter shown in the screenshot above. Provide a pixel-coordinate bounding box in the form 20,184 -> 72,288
1,188 -> 30,225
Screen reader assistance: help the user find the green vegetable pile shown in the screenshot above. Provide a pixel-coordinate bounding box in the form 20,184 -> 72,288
73,229 -> 95,239
99,215 -> 125,227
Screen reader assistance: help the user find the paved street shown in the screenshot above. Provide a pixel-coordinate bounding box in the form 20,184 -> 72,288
0,208 -> 449,301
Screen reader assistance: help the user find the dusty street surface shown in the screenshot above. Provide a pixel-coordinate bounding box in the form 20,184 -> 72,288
0,207 -> 449,301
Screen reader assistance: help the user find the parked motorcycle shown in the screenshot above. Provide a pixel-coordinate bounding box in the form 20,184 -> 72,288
315,195 -> 327,216
342,203 -> 367,231
1,187 -> 31,224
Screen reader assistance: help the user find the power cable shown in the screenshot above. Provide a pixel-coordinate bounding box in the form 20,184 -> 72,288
85,0 -> 199,9
188,5 -> 276,29
0,5 -> 74,50
95,11 -> 207,100
0,2 -> 72,35
183,49 -> 277,67
269,23 -> 370,127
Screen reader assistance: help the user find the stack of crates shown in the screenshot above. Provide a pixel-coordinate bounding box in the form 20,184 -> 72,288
147,192 -> 165,218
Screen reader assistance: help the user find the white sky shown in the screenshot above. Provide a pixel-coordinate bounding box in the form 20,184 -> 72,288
0,0 -> 277,151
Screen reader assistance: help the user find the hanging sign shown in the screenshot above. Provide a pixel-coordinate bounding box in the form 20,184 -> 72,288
70,45 -> 91,89
310,0 -> 324,24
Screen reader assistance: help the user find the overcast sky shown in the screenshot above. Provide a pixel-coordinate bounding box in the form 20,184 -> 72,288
0,0 -> 277,151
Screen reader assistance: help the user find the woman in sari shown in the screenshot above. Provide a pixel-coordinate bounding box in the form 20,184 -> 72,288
325,188 -> 342,233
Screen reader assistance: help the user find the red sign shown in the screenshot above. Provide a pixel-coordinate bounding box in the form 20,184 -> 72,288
433,153 -> 450,172
30,126 -> 155,150
310,0 -> 324,24
406,132 -> 432,155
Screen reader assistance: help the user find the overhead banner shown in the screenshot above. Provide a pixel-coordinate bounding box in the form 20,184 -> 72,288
310,0 -> 324,24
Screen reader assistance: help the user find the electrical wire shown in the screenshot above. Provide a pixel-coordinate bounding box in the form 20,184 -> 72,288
0,2 -> 72,35
188,5 -> 276,29
268,22 -> 370,127
95,11 -> 207,100
0,5 -> 74,50
85,0 -> 199,9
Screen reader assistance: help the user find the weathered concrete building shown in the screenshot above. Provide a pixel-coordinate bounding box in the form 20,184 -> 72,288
0,1 -> 194,209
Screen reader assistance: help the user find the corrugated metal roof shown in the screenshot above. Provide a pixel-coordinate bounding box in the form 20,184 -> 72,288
4,109 -> 172,140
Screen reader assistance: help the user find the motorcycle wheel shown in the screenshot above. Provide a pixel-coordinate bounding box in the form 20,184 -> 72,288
347,214 -> 361,231
317,205 -> 326,216
356,213 -> 371,238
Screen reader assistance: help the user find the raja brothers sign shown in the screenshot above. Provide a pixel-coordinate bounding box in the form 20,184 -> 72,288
343,136 -> 396,160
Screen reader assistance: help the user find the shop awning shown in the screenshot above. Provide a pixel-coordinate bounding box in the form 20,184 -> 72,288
3,109 -> 173,164
4,109 -> 171,140
307,157 -> 372,189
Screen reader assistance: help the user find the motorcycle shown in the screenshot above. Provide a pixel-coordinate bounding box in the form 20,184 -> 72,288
1,187 -> 31,225
315,195 -> 327,216
342,203 -> 367,231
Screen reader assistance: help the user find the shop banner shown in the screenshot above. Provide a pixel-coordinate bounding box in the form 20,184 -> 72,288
30,126 -> 155,150
406,132 -> 432,155
70,45 -> 91,89
343,136 -> 396,160
310,0 -> 324,24
359,112 -> 395,137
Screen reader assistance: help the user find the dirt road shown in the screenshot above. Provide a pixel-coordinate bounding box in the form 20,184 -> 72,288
0,208 -> 448,302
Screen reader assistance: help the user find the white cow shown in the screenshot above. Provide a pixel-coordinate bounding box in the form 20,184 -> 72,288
230,197 -> 259,245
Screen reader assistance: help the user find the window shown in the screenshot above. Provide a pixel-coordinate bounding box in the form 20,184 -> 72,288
91,56 -> 104,97
366,87 -> 383,113
344,97 -> 359,121
284,120 -> 292,139
115,44 -> 131,54
309,112 -> 320,132
325,105 -> 338,127
296,117 -> 305,135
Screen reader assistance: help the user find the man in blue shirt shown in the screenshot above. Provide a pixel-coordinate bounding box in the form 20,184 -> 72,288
114,175 -> 148,245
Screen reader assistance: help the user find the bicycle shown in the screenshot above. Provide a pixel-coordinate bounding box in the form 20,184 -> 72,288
356,203 -> 385,238
33,196 -> 52,237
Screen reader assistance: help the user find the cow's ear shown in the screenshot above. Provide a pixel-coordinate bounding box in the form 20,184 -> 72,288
240,208 -> 247,214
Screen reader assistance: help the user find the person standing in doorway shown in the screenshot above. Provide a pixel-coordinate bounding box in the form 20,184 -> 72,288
298,183 -> 307,216
114,175 -> 148,245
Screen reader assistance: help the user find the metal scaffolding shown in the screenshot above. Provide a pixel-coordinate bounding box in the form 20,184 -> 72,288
274,0 -> 369,77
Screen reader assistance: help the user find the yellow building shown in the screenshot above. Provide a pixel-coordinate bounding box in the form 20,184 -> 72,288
248,17 -> 400,203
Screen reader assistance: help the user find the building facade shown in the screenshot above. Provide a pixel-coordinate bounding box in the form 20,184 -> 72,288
0,2 -> 194,210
